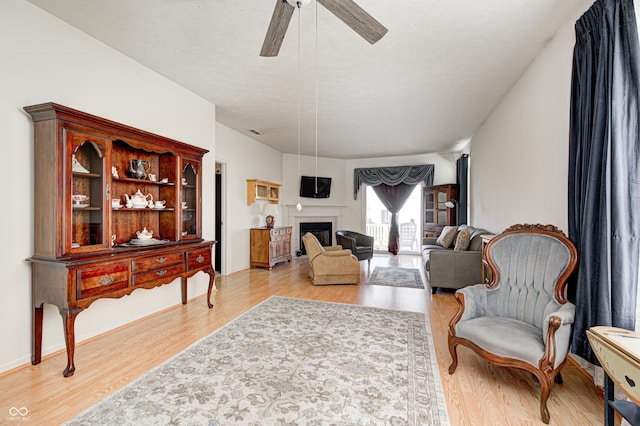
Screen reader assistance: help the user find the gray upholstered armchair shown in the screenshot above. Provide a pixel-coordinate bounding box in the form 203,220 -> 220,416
335,230 -> 374,265
448,224 -> 578,424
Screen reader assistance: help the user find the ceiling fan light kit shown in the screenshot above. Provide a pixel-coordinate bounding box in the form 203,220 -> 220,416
260,0 -> 388,57
287,0 -> 312,7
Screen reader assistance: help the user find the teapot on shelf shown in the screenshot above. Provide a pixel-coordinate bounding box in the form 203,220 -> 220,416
136,227 -> 153,240
128,159 -> 150,179
123,188 -> 153,209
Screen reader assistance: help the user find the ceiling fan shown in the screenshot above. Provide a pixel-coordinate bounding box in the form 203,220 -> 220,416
260,0 -> 388,57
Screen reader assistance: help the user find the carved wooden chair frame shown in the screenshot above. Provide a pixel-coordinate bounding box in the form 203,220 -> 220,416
447,224 -> 578,424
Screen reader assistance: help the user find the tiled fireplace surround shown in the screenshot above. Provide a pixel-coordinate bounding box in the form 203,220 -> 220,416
284,205 -> 345,254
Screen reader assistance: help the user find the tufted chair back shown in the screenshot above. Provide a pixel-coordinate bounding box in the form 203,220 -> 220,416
486,232 -> 573,330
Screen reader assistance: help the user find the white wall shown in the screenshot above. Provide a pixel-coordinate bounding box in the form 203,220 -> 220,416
281,153 -> 348,206
0,0 -> 216,373
469,0 -> 593,234
215,123 -> 282,274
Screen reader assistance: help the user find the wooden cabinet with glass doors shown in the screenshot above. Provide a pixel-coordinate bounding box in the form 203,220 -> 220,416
423,184 -> 457,238
25,102 -> 215,377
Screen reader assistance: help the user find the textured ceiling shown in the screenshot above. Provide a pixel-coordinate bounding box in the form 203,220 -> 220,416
27,0 -> 584,159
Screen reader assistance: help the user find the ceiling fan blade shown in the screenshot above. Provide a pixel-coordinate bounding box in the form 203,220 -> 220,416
260,0 -> 296,57
317,0 -> 388,45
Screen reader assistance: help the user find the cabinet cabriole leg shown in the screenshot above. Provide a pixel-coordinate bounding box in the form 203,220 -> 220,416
181,277 -> 188,305
207,268 -> 215,309
60,307 -> 82,377
32,304 -> 44,365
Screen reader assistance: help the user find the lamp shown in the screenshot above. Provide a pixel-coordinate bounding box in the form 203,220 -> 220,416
262,203 -> 279,228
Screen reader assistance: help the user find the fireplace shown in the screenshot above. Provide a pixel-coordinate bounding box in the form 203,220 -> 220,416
299,222 -> 332,255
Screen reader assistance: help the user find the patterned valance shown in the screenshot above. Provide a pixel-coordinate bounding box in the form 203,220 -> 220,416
353,165 -> 434,200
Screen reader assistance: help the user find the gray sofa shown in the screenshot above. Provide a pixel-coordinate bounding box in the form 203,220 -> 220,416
422,225 -> 490,293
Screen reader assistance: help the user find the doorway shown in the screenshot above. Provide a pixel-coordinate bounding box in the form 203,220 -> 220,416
364,185 -> 422,254
215,161 -> 225,275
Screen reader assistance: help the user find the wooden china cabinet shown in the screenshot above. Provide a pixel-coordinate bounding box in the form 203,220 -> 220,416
25,103 -> 216,377
423,183 -> 457,238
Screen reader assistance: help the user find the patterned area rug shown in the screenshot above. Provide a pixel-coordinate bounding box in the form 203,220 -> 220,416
368,266 -> 425,289
65,297 -> 448,425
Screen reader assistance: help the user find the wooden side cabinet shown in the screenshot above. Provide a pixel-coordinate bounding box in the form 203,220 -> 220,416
424,184 -> 457,238
25,103 -> 216,377
250,227 -> 292,269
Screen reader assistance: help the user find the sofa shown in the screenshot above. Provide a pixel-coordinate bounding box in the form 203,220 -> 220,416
302,232 -> 361,285
422,225 -> 490,293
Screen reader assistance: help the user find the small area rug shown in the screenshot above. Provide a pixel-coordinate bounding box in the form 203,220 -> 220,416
65,296 -> 448,425
368,266 -> 425,289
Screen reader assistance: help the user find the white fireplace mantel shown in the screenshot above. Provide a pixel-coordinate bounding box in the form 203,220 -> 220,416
284,204 -> 346,253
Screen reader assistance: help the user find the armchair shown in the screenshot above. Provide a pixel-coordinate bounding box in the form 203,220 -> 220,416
302,233 -> 361,285
448,224 -> 578,424
335,230 -> 374,265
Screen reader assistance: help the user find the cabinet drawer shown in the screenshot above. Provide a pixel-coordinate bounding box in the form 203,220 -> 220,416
77,263 -> 129,299
187,247 -> 211,271
132,264 -> 184,286
132,252 -> 184,273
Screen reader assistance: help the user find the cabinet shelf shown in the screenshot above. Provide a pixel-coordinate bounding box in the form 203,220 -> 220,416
113,207 -> 176,211
72,207 -> 101,211
73,171 -> 101,179
112,176 -> 175,186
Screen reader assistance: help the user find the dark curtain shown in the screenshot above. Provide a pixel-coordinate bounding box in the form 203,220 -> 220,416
353,165 -> 434,200
569,0 -> 640,365
354,165 -> 434,255
456,154 -> 468,225
372,183 -> 416,255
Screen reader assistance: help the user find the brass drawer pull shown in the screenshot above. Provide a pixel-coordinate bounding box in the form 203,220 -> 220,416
156,270 -> 168,277
155,257 -> 167,264
196,255 -> 205,264
98,274 -> 114,286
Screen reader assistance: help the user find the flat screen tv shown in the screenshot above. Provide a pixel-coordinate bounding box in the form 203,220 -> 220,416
300,175 -> 331,198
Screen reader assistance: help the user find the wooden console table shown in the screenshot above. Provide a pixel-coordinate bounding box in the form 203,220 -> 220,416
30,241 -> 215,377
587,326 -> 640,426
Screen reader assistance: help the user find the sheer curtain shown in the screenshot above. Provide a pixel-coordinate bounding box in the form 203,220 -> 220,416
568,0 -> 640,365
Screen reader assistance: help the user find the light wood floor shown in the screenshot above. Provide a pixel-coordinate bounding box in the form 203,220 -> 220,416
1,255 -> 604,425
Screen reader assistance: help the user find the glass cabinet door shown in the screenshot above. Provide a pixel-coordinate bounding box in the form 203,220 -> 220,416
437,191 -> 447,209
425,192 -> 434,210
181,160 -> 200,239
68,130 -> 109,252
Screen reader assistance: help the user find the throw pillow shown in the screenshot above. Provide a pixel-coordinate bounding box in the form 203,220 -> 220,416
454,227 -> 471,251
436,226 -> 458,248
